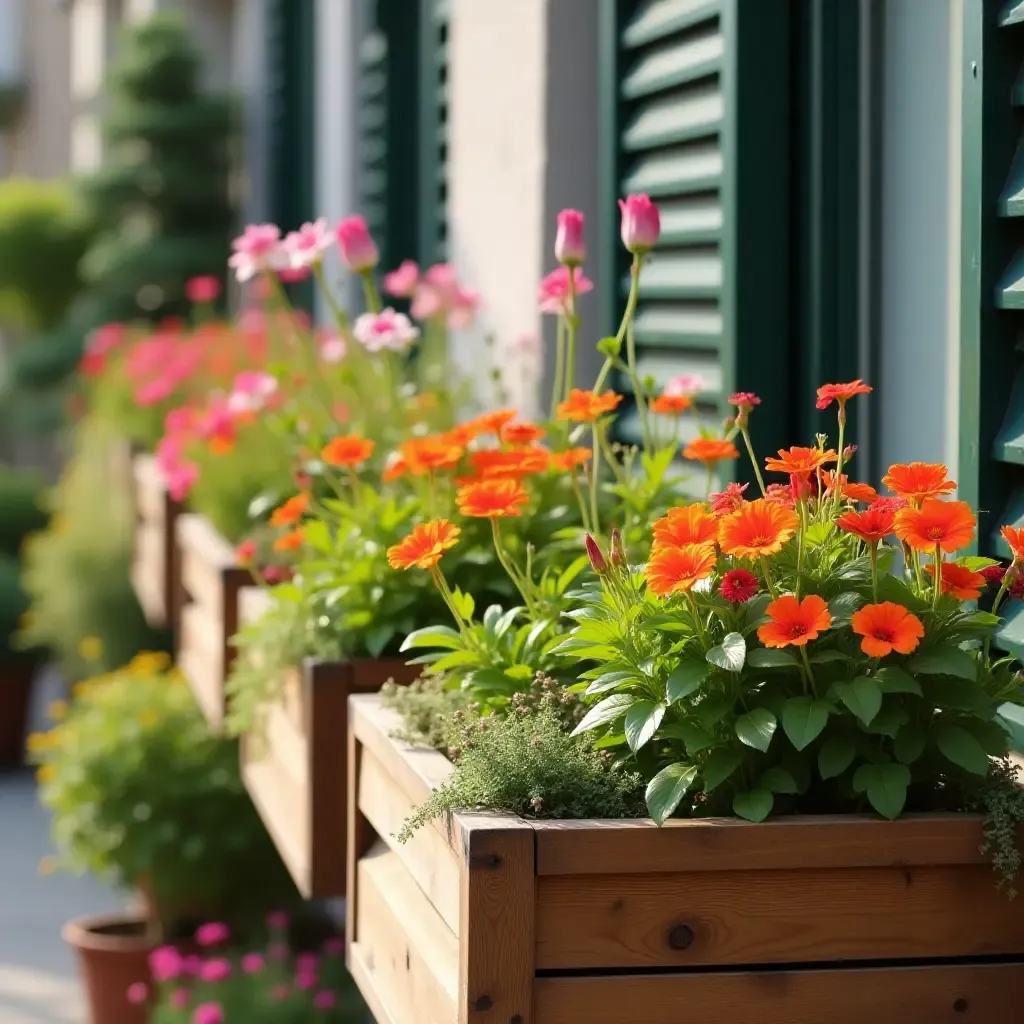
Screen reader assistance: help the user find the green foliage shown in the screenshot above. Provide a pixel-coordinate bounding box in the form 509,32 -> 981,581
31,657 -> 297,937
380,674 -> 476,751
971,757 -> 1024,896
0,554 -> 36,663
0,464 -> 48,555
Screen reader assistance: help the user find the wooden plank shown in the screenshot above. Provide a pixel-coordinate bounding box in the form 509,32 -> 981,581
237,585 -> 273,628
535,864 -> 1024,970
347,688 -> 374,952
131,521 -> 165,625
352,842 -> 458,1024
132,453 -> 167,524
457,813 -> 534,1024
534,962 -> 1024,1024
348,942 -> 401,1024
178,602 -> 224,729
532,813 -> 997,876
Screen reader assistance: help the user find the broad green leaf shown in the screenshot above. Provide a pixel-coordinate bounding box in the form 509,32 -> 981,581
733,788 -> 774,822
735,708 -> 777,752
828,591 -> 865,623
504,664 -> 534,681
492,606 -> 522,639
646,763 -> 698,825
834,677 -> 882,725
782,697 -> 830,751
875,666 -> 922,696
962,556 -> 1001,572
696,698 -> 732,728
467,669 -> 517,691
483,605 -> 503,630
571,694 -> 636,736
997,702 -> 1024,752
746,648 -> 799,670
400,626 -> 463,652
759,766 -> 799,794
894,724 -> 927,765
920,677 -> 992,714
935,724 -> 990,776
586,671 -> 641,695
703,748 -> 742,792
818,734 -> 856,779
593,732 -> 626,750
624,700 -> 665,752
805,522 -> 835,546
666,660 -> 709,703
450,588 -> 475,621
706,631 -> 746,673
866,707 -> 909,738
661,722 -> 715,756
907,646 -> 977,682
810,649 -> 848,665
853,762 -> 910,820
556,554 -> 590,592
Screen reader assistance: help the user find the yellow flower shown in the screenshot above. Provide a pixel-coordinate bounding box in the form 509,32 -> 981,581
48,700 -> 68,722
138,708 -> 159,729
26,731 -> 52,753
129,651 -> 170,676
36,764 -> 57,785
78,636 -> 103,662
72,681 -> 94,699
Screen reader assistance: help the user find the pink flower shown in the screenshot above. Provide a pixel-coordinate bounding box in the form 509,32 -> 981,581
710,481 -> 749,515
81,322 -> 125,375
193,1003 -> 224,1024
229,224 -> 286,282
335,216 -> 379,272
185,276 -> 221,303
296,953 -> 319,974
664,373 -> 704,398
322,937 -> 345,956
411,263 -> 480,329
171,989 -> 189,1009
149,945 -> 183,982
126,982 -> 148,1005
165,405 -> 198,436
296,972 -> 317,990
195,922 -> 229,947
241,952 -> 265,975
227,370 -> 278,414
181,955 -> 203,976
272,985 -> 290,1002
538,266 -> 593,315
266,910 -> 289,931
720,569 -> 759,603
268,942 -> 289,962
278,264 -> 311,283
318,331 -> 347,364
618,194 -> 661,253
353,308 -> 420,353
314,991 -> 337,1010
199,958 -> 231,983
384,259 -> 420,297
283,217 -> 334,269
555,209 -> 586,264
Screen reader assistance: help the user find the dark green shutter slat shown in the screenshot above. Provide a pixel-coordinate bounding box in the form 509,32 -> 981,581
622,84 -> 722,150
999,1 -> 1024,28
996,250 -> 1024,308
418,0 -> 449,265
621,29 -> 723,98
623,143 -> 723,196
999,147 -> 1024,215
632,250 -> 722,300
993,376 -> 1024,464
632,304 -> 722,349
624,0 -> 720,47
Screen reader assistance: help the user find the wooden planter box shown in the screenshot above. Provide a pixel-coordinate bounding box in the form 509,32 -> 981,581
346,693 -> 1024,1024
130,453 -> 181,631
237,588 -> 420,899
175,513 -> 248,729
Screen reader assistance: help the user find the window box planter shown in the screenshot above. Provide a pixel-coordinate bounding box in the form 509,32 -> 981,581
175,513 -> 248,729
130,452 -> 181,631
237,588 -> 420,899
346,693 -> 1024,1024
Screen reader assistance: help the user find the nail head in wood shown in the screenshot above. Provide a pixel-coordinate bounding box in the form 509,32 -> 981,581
667,923 -> 695,950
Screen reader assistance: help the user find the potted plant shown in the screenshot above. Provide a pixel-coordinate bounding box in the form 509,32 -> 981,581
29,654 -> 298,1024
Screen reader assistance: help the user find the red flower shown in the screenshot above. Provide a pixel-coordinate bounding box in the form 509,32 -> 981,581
727,392 -> 761,410
720,569 -> 758,604
236,540 -> 257,565
981,565 -> 1006,586
709,481 -> 748,515
870,496 -> 909,515
815,379 -> 873,410
924,561 -> 986,601
764,483 -> 797,509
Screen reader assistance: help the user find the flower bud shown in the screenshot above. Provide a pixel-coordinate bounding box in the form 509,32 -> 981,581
790,473 -> 814,502
610,527 -> 627,568
555,209 -> 586,265
843,444 -> 857,462
617,194 -> 661,254
335,216 -> 379,273
585,533 -> 609,574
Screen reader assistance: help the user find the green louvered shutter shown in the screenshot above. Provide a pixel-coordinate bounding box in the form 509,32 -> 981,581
960,0 -> 1024,655
418,0 -> 450,265
604,0 -> 794,486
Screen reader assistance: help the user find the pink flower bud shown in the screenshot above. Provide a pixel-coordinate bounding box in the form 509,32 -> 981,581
555,209 -> 586,265
185,275 -> 221,304
618,194 -> 661,253
843,444 -> 858,462
609,528 -> 626,568
585,534 -> 608,574
384,259 -> 420,297
335,216 -> 379,272
790,473 -> 814,502
126,982 -> 148,1005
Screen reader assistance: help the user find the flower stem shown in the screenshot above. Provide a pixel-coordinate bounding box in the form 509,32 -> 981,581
360,270 -> 382,314
594,255 -> 641,394
796,500 -> 807,599
491,518 -> 536,615
590,424 -> 602,537
430,567 -> 471,634
869,543 -> 879,603
687,591 -> 707,646
932,543 -> 943,612
740,426 -> 767,498
551,316 -> 566,421
760,555 -> 778,598
799,646 -> 817,697
312,262 -> 351,335
565,273 -> 578,401
833,409 -> 846,515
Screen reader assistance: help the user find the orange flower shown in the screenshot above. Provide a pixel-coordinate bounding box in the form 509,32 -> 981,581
321,434 -> 375,467
893,499 -> 976,554
557,389 -> 623,423
881,462 -> 956,504
469,447 -> 549,479
550,447 -> 592,471
652,505 -> 718,550
273,528 -> 305,553
401,436 -> 464,474
456,478 -> 530,518
382,455 -> 410,483
682,437 -> 739,467
764,446 -> 836,476
456,408 -> 518,439
1001,525 -> 1024,563
651,394 -> 692,416
646,543 -> 717,597
501,421 -> 545,446
386,519 -> 461,570
718,499 -> 800,559
269,492 -> 310,527
758,594 -> 832,648
851,602 -> 924,658
209,435 -> 235,456
443,422 -> 478,447
925,561 -> 986,601
835,506 -> 896,544
822,471 -> 878,504
815,379 -> 873,410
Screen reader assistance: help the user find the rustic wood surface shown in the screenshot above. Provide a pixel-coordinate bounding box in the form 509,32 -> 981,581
131,453 -> 180,628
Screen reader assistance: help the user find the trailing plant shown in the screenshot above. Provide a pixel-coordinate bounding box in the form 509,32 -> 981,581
380,675 -> 476,750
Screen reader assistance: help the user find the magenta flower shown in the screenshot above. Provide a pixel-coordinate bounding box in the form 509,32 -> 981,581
266,910 -> 290,931
296,952 -> 319,974
126,982 -> 148,1005
322,937 -> 345,956
314,991 -> 337,1010
227,370 -> 279,415
335,216 -> 379,272
618,193 -> 661,253
410,263 -> 480,329
149,945 -> 183,982
383,259 -> 420,297
241,952 -> 265,975
353,308 -> 420,353
193,1003 -> 224,1024
199,958 -> 231,983
296,971 -> 317,991
555,209 -> 586,265
181,955 -> 203,976
170,988 -> 189,1009
195,922 -> 229,947
283,217 -> 334,269
185,275 -> 221,303
229,224 -> 286,282
278,264 -> 311,283
538,266 -> 593,315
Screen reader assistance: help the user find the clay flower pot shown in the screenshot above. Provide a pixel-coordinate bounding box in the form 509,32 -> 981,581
62,912 -> 153,1024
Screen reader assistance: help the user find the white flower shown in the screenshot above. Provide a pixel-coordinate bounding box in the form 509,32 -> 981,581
282,217 -> 334,270
353,308 -> 420,353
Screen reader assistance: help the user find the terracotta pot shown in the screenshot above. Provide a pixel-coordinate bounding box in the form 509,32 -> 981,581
0,663 -> 34,771
62,912 -> 153,1024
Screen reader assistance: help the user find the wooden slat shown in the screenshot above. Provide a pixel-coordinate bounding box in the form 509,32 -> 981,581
633,250 -> 722,300
353,842 -> 458,1024
1000,0 -> 1024,28
131,521 -> 165,624
624,0 -> 719,48
534,864 -> 1024,970
176,512 -> 238,571
992,375 -> 1024,464
658,195 -> 723,245
237,585 -> 273,628
999,145 -> 1024,216
534,962 -> 1024,1024
178,602 -> 224,728
132,453 -> 167,524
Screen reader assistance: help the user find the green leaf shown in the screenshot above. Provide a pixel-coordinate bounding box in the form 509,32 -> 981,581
810,649 -> 848,664
706,631 -> 746,673
875,666 -> 922,696
571,694 -> 636,736
492,606 -> 522,639
666,660 -> 709,703
703,748 -> 742,792
805,522 -> 835,546
661,722 -> 715,756
997,702 -> 1024,752
733,788 -> 774,822
624,700 -> 665,753
586,671 -> 641,695
818,735 -> 856,779
894,724 -> 927,765
962,556 -> 1000,572
760,766 -> 799,794
645,763 -> 698,825
450,588 -> 475,621
907,646 -> 977,682
866,707 -> 909,738
596,335 -> 622,359
735,708 -> 777,752
400,626 -> 463,652
828,591 -> 865,623
746,648 -> 799,669
782,697 -> 830,751
696,698 -> 732,728
853,762 -> 910,820
920,677 -> 992,714
302,519 -> 333,553
504,664 -> 534,681
834,677 -> 882,725
935,724 -> 990,776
